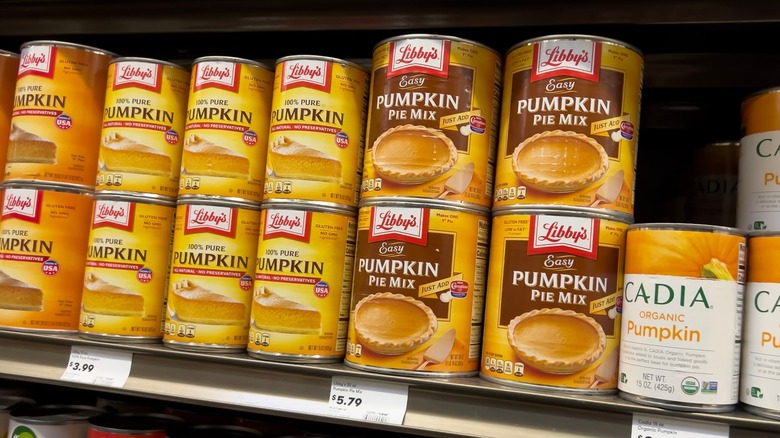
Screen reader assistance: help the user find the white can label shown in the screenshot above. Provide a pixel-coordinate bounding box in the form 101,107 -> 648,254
619,274 -> 742,405
741,282 -> 780,409
738,131 -> 780,230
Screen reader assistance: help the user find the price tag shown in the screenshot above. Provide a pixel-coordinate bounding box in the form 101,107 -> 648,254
631,414 -> 728,438
60,346 -> 133,388
326,376 -> 408,425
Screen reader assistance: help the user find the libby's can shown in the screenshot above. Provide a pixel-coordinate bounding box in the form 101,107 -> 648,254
0,50 -> 19,185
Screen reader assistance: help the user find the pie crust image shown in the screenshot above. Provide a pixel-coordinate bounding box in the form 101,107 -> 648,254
512,130 -> 609,193
251,286 -> 321,334
0,270 -> 43,311
268,135 -> 342,183
169,279 -> 246,325
7,124 -> 57,164
101,131 -> 172,176
353,292 -> 437,355
183,133 -> 250,179
82,272 -> 144,316
371,124 -> 458,184
507,308 -> 606,374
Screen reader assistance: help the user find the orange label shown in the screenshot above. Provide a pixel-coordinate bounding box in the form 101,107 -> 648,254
96,59 -> 190,198
163,203 -> 260,349
79,198 -> 175,338
264,57 -> 369,208
7,43 -> 112,188
747,235 -> 780,283
0,53 -> 19,184
179,59 -> 274,203
0,187 -> 92,331
743,91 -> 780,136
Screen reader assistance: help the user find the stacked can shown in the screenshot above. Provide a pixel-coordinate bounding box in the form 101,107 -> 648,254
78,57 -> 189,343
246,55 -> 368,363
0,41 -> 114,334
342,34 -> 501,377
161,57 -> 272,353
480,35 -> 643,392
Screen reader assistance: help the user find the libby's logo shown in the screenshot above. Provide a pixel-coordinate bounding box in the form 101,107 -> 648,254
368,207 -> 428,246
388,39 -> 449,78
2,189 -> 42,223
184,205 -> 236,238
531,40 -> 600,82
263,210 -> 311,243
18,46 -> 56,79
93,200 -> 135,231
528,215 -> 599,260
113,61 -> 163,92
280,60 -> 331,92
193,61 -> 239,92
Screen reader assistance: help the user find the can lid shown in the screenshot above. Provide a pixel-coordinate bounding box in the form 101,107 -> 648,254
19,40 -> 118,58
359,196 -> 490,215
10,405 -> 105,425
627,222 -> 746,236
192,55 -> 273,72
2,181 -> 94,196
94,191 -> 176,207
742,86 -> 780,103
110,56 -> 188,72
491,205 -> 634,224
508,34 -> 643,58
261,199 -> 357,216
373,33 -> 500,57
0,49 -> 19,58
176,195 -> 261,211
274,54 -> 369,73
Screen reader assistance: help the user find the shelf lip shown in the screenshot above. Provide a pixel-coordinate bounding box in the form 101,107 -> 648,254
0,328 -> 778,435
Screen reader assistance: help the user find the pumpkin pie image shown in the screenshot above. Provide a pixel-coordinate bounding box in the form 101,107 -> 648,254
353,292 -> 437,355
0,270 -> 43,311
82,272 -> 144,316
251,286 -> 321,334
7,124 -> 57,164
169,279 -> 246,325
371,124 -> 458,184
507,308 -> 606,374
268,135 -> 341,183
101,131 -> 172,176
182,133 -> 250,179
512,129 -> 609,193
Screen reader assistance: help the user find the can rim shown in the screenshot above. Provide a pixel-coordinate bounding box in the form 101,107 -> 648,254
507,34 -> 643,58
373,33 -> 500,57
275,54 -> 369,73
261,201 -> 357,216
491,206 -> 633,224
175,196 -> 261,211
747,229 -> 780,238
19,40 -> 117,58
627,222 -> 746,236
742,86 -> 780,103
0,49 -> 19,58
358,197 -> 491,215
192,55 -> 273,72
110,56 -> 188,72
10,404 -> 105,424
2,181 -> 93,196
93,191 -> 176,207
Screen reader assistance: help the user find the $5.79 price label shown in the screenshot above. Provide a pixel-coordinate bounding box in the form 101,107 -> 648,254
326,376 -> 408,425
60,346 -> 133,388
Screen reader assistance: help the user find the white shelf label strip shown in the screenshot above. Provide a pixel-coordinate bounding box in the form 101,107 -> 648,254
631,413 -> 729,438
60,346 -> 133,388
326,376 -> 408,425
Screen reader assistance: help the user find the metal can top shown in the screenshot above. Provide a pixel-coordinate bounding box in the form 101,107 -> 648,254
359,196 -> 490,216
93,191 -> 176,207
747,229 -> 780,238
492,206 -> 633,224
192,55 -> 273,72
373,33 -> 500,57
0,396 -> 34,411
2,181 -> 94,196
0,49 -> 19,58
627,222 -> 746,237
261,200 -> 357,217
10,404 -> 105,425
742,86 -> 780,103
20,40 -> 117,58
275,54 -> 368,73
89,413 -> 184,433
110,56 -> 188,72
176,195 -> 260,211
508,34 -> 643,58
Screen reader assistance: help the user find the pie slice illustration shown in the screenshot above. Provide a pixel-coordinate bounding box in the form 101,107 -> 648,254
183,133 -> 250,179
353,292 -> 437,355
101,131 -> 171,176
7,124 -> 57,164
371,124 -> 458,184
169,279 -> 246,325
0,270 -> 43,311
251,286 -> 321,334
82,272 -> 144,316
268,135 -> 342,183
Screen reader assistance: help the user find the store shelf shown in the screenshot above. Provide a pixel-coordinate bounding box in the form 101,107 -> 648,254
0,329 -> 777,437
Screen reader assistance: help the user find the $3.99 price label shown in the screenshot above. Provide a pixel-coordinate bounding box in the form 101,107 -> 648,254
326,376 -> 408,425
60,346 -> 133,388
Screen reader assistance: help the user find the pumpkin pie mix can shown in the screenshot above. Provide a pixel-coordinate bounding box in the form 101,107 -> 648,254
7,41 -> 115,190
0,184 -> 92,332
361,35 -> 502,209
740,231 -> 780,420
618,224 -> 746,412
492,35 -> 643,220
79,194 -> 176,342
345,198 -> 489,376
264,55 -> 369,209
179,56 -> 274,204
163,198 -> 261,352
0,50 -> 20,185
247,204 -> 356,363
480,209 -> 627,393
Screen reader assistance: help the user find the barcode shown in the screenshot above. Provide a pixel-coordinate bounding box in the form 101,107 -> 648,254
364,412 -> 389,423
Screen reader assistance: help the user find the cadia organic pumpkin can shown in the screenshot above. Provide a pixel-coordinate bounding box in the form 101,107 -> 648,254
619,223 -> 746,412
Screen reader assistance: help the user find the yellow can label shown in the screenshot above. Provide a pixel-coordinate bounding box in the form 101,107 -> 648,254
248,208 -> 356,358
481,213 -> 626,390
79,198 -> 175,338
179,59 -> 274,203
163,203 -> 260,348
492,38 -> 643,216
0,53 -> 19,184
0,187 -> 92,331
7,44 -> 112,187
360,37 -> 502,208
96,60 -> 190,198
346,204 -> 489,374
264,58 -> 369,208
